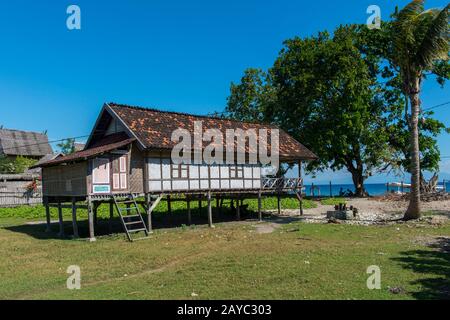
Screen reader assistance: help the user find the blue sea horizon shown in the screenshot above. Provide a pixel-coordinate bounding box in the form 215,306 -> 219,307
302,182 -> 450,197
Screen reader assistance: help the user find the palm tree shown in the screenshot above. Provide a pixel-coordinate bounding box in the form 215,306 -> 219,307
391,0 -> 449,220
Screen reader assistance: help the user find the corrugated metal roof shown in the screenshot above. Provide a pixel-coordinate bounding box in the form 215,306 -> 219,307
0,129 -> 53,157
32,133 -> 135,168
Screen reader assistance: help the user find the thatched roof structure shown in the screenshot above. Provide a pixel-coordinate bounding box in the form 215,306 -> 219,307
0,128 -> 53,158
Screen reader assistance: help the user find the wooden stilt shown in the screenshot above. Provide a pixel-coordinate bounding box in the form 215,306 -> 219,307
58,202 -> 64,238
187,198 -> 192,225
207,191 -> 213,227
87,197 -> 96,242
236,198 -> 241,221
198,198 -> 202,215
298,160 -> 304,216
258,191 -> 262,221
71,198 -> 79,239
109,201 -> 114,234
277,193 -> 281,215
215,197 -> 220,216
93,202 -> 98,227
167,195 -> 172,214
44,198 -> 51,233
146,194 -> 153,233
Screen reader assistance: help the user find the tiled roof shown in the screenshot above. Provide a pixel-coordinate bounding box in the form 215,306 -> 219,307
108,103 -> 317,161
0,128 -> 53,157
32,133 -> 135,168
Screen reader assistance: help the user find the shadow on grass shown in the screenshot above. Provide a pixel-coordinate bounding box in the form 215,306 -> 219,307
392,237 -> 450,300
4,207 -> 275,241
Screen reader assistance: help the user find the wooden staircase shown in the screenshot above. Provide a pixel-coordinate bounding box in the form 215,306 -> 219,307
113,194 -> 149,242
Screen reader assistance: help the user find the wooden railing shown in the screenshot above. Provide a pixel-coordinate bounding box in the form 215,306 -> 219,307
261,178 -> 303,191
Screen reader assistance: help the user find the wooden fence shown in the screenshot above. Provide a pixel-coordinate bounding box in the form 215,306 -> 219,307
0,174 -> 42,207
0,189 -> 42,207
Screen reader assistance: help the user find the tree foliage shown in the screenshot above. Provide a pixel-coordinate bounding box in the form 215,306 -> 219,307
0,156 -> 38,174
57,138 -> 76,155
225,3 -> 449,198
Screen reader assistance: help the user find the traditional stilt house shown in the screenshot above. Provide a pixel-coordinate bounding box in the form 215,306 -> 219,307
33,103 -> 317,241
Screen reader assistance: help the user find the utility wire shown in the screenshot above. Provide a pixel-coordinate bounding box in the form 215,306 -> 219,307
422,101 -> 450,111
0,134 -> 96,153
2,100 -> 450,151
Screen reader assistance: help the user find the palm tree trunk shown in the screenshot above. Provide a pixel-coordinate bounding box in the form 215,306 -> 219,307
404,87 -> 421,220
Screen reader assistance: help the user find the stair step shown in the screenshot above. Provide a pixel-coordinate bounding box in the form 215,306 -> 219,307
132,236 -> 150,242
128,228 -> 147,233
125,221 -> 143,225
113,193 -> 148,242
119,207 -> 137,211
123,214 -> 141,219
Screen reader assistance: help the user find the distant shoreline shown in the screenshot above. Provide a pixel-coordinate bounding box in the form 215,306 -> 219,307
301,182 -> 449,197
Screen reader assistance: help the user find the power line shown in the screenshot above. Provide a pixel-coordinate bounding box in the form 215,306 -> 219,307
0,134 -> 92,153
211,100 -> 450,116
423,101 -> 450,111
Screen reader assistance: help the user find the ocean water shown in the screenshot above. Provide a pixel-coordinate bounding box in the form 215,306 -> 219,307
303,182 -> 450,197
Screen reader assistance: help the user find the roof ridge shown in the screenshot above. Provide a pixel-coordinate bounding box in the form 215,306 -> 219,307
107,102 -> 277,127
0,128 -> 48,136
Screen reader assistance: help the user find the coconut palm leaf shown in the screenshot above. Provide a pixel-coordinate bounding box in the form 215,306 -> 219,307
415,4 -> 450,69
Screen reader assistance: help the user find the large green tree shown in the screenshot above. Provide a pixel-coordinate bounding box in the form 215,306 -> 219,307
227,28 -> 396,196
355,20 -> 449,182
389,0 -> 449,219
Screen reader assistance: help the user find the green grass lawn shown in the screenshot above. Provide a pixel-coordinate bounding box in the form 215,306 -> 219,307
320,197 -> 347,206
0,199 -> 449,300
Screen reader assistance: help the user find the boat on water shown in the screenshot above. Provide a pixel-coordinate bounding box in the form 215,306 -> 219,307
386,182 -> 445,194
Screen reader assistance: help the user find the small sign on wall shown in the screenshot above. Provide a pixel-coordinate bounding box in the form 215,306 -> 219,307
93,185 -> 111,194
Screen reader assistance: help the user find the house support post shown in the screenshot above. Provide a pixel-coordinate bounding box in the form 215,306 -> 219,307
109,201 -> 114,234
258,191 -> 262,222
198,198 -> 202,215
58,201 -> 64,238
93,202 -> 98,227
219,197 -> 223,215
277,193 -> 281,215
87,197 -> 96,242
146,194 -> 153,233
207,191 -> 214,228
71,198 -> 79,239
44,197 -> 51,233
236,197 -> 241,221
187,198 -> 192,225
216,197 -> 220,217
167,195 -> 172,214
298,160 -> 304,216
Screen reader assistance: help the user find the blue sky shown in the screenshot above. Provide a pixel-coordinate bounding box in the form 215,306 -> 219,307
0,0 -> 449,184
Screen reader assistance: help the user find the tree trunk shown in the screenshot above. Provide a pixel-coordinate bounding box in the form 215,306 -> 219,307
404,88 -> 421,220
346,158 -> 368,197
351,170 -> 368,197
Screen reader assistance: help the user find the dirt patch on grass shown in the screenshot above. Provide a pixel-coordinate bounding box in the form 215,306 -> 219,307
273,198 -> 450,226
414,235 -> 450,253
254,222 -> 281,234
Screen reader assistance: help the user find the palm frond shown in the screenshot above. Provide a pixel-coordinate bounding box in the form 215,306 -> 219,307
392,0 -> 425,66
396,0 -> 425,25
416,4 -> 450,69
